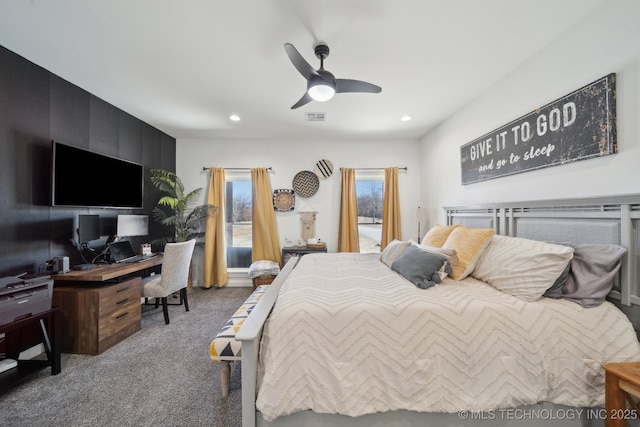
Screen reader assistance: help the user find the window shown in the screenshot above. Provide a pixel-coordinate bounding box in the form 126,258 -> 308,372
356,178 -> 384,253
225,176 -> 252,268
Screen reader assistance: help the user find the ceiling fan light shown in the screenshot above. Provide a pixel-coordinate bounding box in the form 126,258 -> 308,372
308,78 -> 335,102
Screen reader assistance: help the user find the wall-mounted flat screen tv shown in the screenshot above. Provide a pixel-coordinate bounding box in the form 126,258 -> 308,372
51,141 -> 144,209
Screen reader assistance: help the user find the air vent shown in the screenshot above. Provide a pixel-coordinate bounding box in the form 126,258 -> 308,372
305,112 -> 326,122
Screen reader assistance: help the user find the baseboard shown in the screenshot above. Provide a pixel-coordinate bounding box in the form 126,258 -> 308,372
224,270 -> 252,287
190,269 -> 252,288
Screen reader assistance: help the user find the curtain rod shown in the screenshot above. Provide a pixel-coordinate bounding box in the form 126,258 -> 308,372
340,167 -> 408,171
202,166 -> 273,172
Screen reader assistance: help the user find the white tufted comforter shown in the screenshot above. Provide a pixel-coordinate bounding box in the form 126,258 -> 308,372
256,253 -> 640,422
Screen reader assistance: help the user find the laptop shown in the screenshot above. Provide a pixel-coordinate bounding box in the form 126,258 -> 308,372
108,240 -> 154,263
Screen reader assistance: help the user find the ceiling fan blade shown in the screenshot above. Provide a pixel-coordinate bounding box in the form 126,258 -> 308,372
291,92 -> 313,109
335,79 -> 382,94
284,43 -> 321,80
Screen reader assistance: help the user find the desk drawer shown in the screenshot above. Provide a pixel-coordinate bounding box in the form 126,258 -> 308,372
99,278 -> 140,316
98,298 -> 141,353
97,278 -> 141,353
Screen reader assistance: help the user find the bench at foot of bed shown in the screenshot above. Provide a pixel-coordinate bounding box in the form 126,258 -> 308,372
209,285 -> 268,397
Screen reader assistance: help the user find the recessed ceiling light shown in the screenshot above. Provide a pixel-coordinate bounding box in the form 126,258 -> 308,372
229,114 -> 241,121
400,115 -> 412,122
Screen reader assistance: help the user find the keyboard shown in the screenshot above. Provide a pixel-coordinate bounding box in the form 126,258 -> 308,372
119,254 -> 157,263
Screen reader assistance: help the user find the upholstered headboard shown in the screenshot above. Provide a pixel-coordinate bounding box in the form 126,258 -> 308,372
444,194 -> 640,329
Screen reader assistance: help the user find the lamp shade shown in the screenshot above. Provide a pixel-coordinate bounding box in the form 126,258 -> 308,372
415,206 -> 428,223
307,77 -> 335,102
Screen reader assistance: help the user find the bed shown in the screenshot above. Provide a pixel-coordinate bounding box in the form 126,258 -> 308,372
236,195 -> 640,427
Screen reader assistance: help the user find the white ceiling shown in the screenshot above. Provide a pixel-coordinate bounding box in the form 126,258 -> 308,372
0,0 -> 607,141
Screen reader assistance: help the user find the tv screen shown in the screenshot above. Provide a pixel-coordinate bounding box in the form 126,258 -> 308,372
51,141 -> 144,209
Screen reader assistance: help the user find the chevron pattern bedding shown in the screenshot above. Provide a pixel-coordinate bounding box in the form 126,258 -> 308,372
256,252 -> 640,422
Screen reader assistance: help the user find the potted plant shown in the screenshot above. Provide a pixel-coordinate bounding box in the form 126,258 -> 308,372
149,168 -> 217,244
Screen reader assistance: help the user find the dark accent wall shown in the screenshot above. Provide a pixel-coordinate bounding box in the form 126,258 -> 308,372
0,45 -> 176,276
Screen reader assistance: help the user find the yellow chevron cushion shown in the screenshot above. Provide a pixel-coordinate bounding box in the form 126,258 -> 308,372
421,224 -> 459,247
210,285 -> 268,362
442,226 -> 495,280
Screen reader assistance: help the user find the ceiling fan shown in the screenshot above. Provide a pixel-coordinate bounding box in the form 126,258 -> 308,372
284,42 -> 382,109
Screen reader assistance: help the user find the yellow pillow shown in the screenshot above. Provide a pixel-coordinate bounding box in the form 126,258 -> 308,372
421,224 -> 459,248
442,226 -> 495,280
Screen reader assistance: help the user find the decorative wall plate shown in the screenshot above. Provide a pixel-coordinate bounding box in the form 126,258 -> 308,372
314,159 -> 334,179
292,170 -> 320,198
273,189 -> 295,211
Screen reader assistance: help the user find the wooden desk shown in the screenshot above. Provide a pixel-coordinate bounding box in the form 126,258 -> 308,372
603,362 -> 640,427
51,256 -> 163,282
50,256 -> 162,354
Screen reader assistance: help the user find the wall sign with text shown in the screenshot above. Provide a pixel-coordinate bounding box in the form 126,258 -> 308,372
460,73 -> 617,185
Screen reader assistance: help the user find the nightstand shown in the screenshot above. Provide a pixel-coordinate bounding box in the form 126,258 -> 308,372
281,245 -> 327,266
603,362 -> 640,427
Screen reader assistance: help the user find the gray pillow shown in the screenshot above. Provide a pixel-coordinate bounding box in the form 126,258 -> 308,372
391,245 -> 450,289
543,263 -> 570,299
542,241 -> 572,299
562,244 -> 627,307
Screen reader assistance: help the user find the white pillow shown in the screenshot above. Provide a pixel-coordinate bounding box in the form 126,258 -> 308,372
472,235 -> 574,301
414,243 -> 459,266
380,240 -> 411,268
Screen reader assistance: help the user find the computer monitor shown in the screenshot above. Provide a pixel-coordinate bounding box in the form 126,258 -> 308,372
78,215 -> 100,243
117,215 -> 149,237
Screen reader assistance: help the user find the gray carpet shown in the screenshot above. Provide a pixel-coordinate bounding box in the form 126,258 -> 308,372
0,286 -> 254,427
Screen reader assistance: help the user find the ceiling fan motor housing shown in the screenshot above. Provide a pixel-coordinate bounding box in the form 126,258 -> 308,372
314,44 -> 330,61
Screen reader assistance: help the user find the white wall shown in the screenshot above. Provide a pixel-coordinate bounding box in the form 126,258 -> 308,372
420,0 -> 640,226
176,138 -> 421,284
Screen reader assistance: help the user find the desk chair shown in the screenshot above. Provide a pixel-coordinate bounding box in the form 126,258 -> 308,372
141,239 -> 196,324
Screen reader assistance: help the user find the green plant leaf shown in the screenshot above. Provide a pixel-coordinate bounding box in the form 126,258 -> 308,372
149,168 -> 217,243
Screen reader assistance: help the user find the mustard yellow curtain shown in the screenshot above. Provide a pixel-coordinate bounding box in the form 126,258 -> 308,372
381,166 -> 402,251
337,168 -> 359,252
251,167 -> 282,265
204,167 -> 228,288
